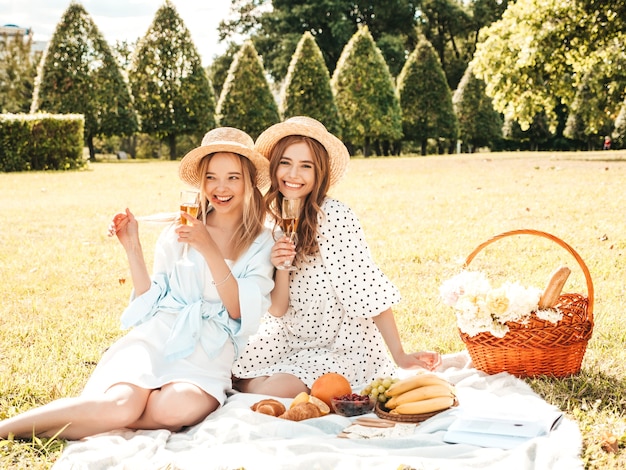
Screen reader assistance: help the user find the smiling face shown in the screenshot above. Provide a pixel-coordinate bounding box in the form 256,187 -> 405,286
202,152 -> 246,215
274,141 -> 317,199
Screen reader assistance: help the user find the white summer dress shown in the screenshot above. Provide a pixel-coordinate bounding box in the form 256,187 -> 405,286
82,223 -> 274,405
232,198 -> 401,389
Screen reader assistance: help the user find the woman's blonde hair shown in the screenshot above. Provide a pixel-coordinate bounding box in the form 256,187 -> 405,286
197,153 -> 266,260
265,135 -> 330,261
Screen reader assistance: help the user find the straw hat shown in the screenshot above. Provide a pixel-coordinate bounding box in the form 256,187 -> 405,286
179,127 -> 270,190
254,116 -> 350,187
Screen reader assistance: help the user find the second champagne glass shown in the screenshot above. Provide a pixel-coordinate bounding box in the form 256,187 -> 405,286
277,198 -> 301,271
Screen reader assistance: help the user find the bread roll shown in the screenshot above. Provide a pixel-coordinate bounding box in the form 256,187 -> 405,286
251,399 -> 286,417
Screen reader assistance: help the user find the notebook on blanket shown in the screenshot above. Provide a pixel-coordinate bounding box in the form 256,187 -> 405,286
443,408 -> 564,449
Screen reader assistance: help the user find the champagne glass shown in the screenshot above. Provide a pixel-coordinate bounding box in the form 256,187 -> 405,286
276,198 -> 301,271
180,189 -> 200,259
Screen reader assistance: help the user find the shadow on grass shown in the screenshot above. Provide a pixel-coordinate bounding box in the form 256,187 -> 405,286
526,367 -> 626,413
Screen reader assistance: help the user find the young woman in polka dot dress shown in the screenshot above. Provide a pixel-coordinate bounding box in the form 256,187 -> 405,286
232,117 -> 441,397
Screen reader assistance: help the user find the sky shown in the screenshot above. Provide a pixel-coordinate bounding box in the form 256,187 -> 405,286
1,0 -> 234,66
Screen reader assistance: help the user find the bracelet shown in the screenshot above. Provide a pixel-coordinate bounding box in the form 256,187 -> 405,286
212,270 -> 232,287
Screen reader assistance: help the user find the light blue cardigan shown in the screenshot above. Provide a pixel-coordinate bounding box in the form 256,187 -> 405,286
120,224 -> 274,362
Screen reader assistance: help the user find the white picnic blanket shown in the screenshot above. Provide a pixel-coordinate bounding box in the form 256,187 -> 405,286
53,352 -> 583,470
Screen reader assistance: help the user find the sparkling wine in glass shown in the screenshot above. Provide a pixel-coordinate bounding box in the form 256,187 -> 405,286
180,189 -> 200,225
180,189 -> 200,260
277,198 -> 301,271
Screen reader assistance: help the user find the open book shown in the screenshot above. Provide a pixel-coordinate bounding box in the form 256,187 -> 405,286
443,409 -> 564,449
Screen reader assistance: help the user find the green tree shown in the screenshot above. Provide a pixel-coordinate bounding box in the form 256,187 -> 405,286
613,97 -> 626,148
471,0 -> 626,136
207,42 -> 239,101
219,0 -> 419,82
453,64 -> 502,152
0,33 -> 40,113
32,2 -> 137,160
503,114 -> 553,151
563,71 -> 615,150
397,37 -> 458,155
331,26 -> 402,156
216,40 -> 279,139
129,0 -> 215,160
280,32 -> 340,135
418,0 -> 473,88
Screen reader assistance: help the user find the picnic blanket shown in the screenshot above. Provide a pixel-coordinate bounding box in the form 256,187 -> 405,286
53,352 -> 583,470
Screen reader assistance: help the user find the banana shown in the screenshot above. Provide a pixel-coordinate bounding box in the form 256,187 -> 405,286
385,373 -> 451,397
384,384 -> 455,410
390,396 -> 456,415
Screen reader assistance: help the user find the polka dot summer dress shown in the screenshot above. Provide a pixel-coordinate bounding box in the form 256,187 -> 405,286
232,198 -> 401,389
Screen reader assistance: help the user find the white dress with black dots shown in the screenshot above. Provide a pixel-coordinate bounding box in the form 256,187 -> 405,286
232,198 -> 401,389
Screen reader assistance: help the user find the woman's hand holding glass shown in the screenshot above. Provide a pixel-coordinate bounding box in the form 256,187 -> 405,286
273,198 -> 300,271
178,189 -> 200,260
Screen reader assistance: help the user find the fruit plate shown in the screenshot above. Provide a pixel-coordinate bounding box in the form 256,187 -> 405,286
374,398 -> 459,423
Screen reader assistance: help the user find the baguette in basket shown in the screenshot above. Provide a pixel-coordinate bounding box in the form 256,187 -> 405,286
538,266 -> 571,309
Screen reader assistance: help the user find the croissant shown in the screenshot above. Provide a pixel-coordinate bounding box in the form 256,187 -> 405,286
278,402 -> 322,421
251,399 -> 286,417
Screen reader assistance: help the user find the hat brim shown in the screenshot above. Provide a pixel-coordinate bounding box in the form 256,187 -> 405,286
255,121 -> 350,187
179,141 -> 270,191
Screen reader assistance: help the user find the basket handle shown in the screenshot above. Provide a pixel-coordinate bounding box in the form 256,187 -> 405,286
463,229 -> 594,317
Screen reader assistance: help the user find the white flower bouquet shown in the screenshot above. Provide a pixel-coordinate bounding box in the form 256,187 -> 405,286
440,271 -> 563,338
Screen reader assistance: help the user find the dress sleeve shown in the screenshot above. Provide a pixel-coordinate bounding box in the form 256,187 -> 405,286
317,199 -> 401,318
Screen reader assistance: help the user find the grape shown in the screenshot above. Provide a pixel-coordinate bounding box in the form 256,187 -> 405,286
363,376 -> 397,405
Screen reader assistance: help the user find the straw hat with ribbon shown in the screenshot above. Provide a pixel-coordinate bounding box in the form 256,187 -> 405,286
179,127 -> 270,190
254,116 -> 350,187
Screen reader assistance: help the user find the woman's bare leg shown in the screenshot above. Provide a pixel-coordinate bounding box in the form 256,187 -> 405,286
128,382 -> 219,431
234,373 -> 308,397
0,383 -> 150,440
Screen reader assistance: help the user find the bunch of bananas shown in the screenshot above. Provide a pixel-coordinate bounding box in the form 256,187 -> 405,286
383,373 -> 457,415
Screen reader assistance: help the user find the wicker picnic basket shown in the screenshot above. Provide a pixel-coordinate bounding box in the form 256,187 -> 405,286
459,229 -> 594,378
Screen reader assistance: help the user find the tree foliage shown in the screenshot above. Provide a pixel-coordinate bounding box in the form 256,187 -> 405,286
0,33 -> 40,114
219,0 -> 418,82
471,0 -> 626,138
207,42 -> 239,101
216,40 -> 280,139
331,26 -> 402,156
32,2 -> 137,160
613,97 -> 626,147
129,0 -> 215,159
452,64 -> 502,152
397,37 -> 457,155
280,32 -> 340,135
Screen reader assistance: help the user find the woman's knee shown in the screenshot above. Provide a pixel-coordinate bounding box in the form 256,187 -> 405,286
147,384 -> 218,429
89,387 -> 148,428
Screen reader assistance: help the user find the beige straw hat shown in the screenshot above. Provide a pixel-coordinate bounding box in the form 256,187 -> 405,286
179,127 -> 270,190
254,116 -> 350,187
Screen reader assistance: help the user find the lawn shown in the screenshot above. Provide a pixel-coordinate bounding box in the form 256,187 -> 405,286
0,151 -> 624,468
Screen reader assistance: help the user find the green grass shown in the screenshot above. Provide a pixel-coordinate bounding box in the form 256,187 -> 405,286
1,152 -> 625,468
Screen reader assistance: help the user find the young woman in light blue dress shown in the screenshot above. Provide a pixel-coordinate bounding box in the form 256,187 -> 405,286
0,128 -> 274,440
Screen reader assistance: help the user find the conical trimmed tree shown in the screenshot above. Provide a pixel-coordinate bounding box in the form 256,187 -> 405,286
398,37 -> 458,155
32,1 -> 137,161
453,64 -> 502,153
129,0 -> 215,160
331,25 -> 402,156
216,41 -> 280,139
613,97 -> 626,148
280,32 -> 340,136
